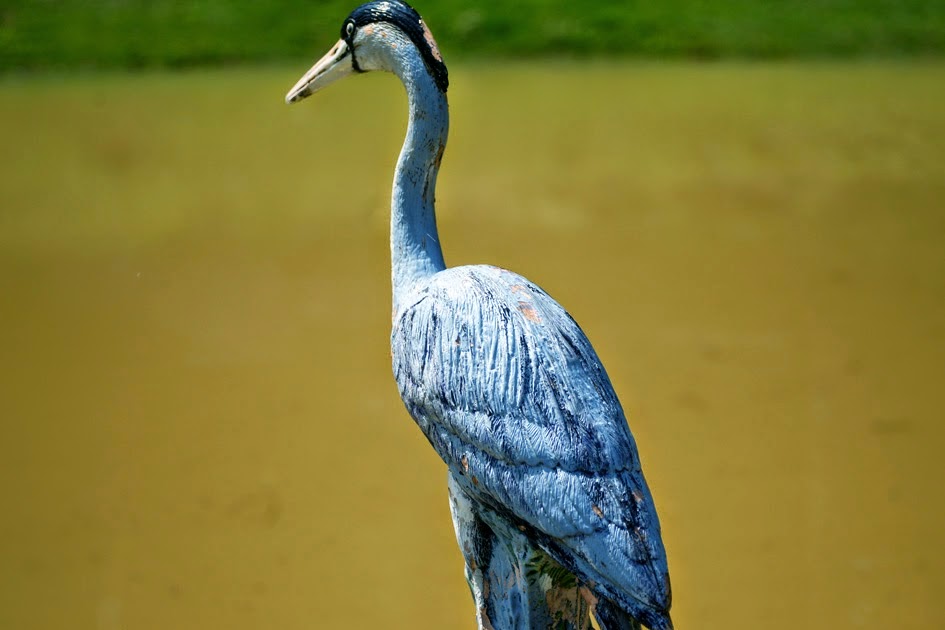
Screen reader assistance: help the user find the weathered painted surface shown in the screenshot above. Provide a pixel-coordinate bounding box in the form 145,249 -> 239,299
287,2 -> 672,628
394,266 -> 670,629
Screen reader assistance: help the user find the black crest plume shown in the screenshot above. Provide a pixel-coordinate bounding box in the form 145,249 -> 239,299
343,1 -> 449,93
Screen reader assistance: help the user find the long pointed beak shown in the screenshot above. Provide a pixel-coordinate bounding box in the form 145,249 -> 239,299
285,39 -> 354,104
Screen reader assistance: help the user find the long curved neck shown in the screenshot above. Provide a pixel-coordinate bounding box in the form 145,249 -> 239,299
390,50 -> 448,315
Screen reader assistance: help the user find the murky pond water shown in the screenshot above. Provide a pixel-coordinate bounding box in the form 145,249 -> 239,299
1,63 -> 943,629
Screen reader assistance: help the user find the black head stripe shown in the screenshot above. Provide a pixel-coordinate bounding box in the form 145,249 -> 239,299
343,1 -> 449,92
351,53 -> 364,73
349,42 -> 364,73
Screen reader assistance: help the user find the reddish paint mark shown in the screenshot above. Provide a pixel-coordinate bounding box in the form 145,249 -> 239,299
480,608 -> 495,630
518,302 -> 541,322
579,586 -> 599,607
421,20 -> 443,62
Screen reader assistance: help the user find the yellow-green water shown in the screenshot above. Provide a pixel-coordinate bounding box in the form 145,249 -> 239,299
1,63 -> 944,629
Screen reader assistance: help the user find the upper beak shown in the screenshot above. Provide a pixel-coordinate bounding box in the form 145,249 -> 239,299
285,39 -> 354,104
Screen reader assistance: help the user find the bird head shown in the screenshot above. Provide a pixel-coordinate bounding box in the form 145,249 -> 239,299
285,1 -> 448,104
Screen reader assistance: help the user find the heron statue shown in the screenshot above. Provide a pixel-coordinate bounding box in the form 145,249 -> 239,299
286,3 -> 673,628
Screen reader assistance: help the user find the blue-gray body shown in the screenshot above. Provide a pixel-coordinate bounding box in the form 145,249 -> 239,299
394,265 -> 672,629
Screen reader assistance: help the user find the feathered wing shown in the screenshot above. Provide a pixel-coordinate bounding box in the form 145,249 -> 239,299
392,265 -> 672,628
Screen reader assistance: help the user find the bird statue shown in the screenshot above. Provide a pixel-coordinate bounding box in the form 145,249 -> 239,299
286,3 -> 673,629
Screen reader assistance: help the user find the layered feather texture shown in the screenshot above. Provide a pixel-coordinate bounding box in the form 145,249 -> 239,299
392,264 -> 672,629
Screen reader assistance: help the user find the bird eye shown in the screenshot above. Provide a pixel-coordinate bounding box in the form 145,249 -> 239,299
346,22 -> 355,37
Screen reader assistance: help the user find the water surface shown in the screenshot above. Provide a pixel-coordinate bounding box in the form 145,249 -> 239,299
1,63 -> 943,629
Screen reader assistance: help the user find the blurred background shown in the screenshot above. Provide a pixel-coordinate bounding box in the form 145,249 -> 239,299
1,2 -> 944,629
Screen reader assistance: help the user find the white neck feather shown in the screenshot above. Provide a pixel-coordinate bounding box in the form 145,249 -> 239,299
387,42 -> 448,315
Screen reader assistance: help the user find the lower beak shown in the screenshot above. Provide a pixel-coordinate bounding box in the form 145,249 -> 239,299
285,39 -> 354,104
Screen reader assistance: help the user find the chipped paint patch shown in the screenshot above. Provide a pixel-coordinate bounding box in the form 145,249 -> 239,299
420,20 -> 443,62
479,607 -> 495,630
461,454 -> 469,473
592,504 -> 604,518
518,301 -> 541,322
579,586 -> 598,607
